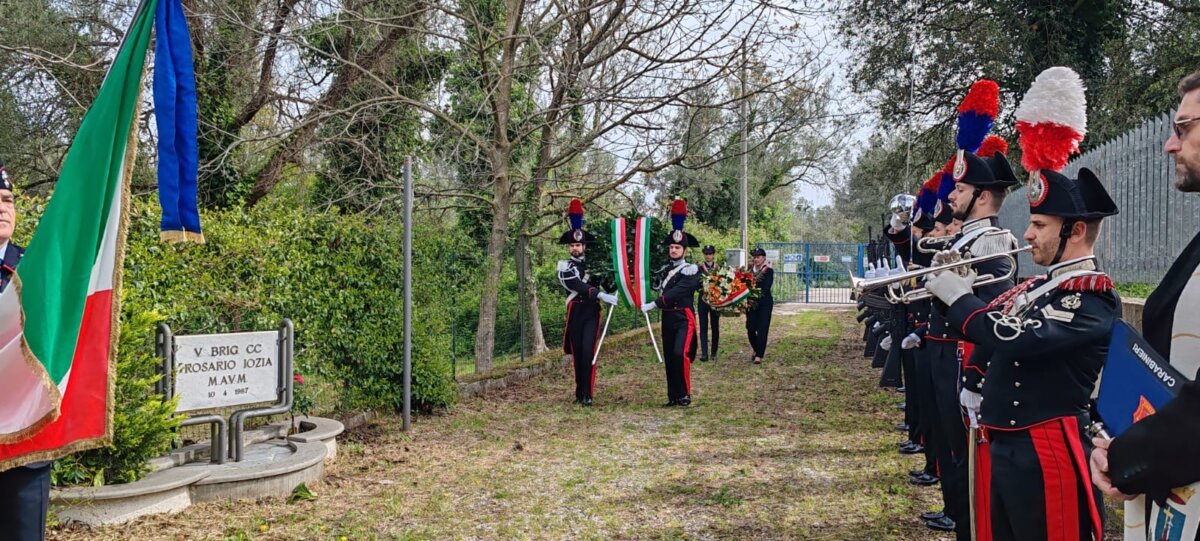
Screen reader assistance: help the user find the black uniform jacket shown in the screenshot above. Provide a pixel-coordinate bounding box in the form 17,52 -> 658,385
655,261 -> 701,318
558,257 -> 602,354
946,256 -> 1120,430
0,242 -> 24,292
753,265 -> 773,306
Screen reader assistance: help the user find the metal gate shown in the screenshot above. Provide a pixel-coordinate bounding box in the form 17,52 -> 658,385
755,242 -> 866,304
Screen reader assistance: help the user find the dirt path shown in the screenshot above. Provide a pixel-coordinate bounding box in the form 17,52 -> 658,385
52,310 -> 951,541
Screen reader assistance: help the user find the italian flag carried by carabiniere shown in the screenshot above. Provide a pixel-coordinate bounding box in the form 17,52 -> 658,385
0,0 -> 161,469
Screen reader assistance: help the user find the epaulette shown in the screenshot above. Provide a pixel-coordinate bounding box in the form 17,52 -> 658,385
556,260 -> 571,272
680,264 -> 698,276
1058,274 -> 1113,293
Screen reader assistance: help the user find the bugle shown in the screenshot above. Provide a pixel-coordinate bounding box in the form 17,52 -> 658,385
848,246 -> 1031,304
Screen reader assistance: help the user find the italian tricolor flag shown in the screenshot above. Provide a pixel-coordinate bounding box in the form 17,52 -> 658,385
0,0 -> 156,468
611,217 -> 652,307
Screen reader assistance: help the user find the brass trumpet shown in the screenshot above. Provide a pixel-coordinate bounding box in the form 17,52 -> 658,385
849,246 -> 1031,304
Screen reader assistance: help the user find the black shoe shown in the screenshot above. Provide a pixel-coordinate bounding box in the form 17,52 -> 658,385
897,402 -> 906,411
925,516 -> 955,532
700,355 -> 709,362
678,395 -> 691,407
897,440 -> 913,447
662,400 -> 678,407
897,386 -> 906,393
920,511 -> 945,521
895,423 -> 910,432
582,397 -> 593,407
908,469 -> 926,477
573,398 -> 582,405
909,473 -> 939,486
899,443 -> 924,455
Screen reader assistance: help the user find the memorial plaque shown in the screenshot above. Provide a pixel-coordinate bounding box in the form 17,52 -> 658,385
173,331 -> 279,413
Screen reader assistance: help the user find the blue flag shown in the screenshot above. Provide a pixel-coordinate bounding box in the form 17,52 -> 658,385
153,0 -> 202,242
1096,321 -> 1187,437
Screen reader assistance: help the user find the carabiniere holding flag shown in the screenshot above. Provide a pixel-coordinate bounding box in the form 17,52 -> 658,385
641,198 -> 702,407
557,199 -> 618,406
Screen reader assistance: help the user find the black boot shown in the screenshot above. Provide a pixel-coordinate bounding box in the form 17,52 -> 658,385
678,395 -> 691,407
909,473 -> 939,486
924,516 -> 955,532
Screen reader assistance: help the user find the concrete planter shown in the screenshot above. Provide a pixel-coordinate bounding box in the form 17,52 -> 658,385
52,416 -> 343,526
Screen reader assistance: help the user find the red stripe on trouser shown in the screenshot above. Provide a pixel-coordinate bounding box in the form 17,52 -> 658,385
590,307 -> 602,396
975,437 -> 993,541
1028,421 -> 1080,541
1061,419 -> 1104,541
563,302 -> 574,355
682,308 -> 696,394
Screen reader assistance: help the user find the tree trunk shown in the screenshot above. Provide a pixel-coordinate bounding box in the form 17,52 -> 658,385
473,163 -> 512,374
516,233 -> 548,355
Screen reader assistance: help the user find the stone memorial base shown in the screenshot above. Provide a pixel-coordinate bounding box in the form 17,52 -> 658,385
52,416 -> 343,526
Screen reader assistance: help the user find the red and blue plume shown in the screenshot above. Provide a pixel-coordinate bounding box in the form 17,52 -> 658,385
977,135 -> 1009,159
671,197 -> 687,231
568,198 -> 584,230
1015,67 -> 1087,173
937,160 -> 956,200
956,80 -> 1000,153
915,187 -> 937,219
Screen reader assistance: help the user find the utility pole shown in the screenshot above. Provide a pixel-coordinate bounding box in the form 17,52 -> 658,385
740,49 -> 749,256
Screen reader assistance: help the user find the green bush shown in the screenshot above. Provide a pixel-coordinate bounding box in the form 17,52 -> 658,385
16,194 -> 461,486
50,302 -> 181,486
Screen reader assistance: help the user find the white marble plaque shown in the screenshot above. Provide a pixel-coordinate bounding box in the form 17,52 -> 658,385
173,331 -> 279,412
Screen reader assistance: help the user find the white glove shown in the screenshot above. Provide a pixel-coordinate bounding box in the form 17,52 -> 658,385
960,389 -> 982,409
872,321 -> 882,330
640,301 -> 657,313
960,389 -> 982,421
925,269 -> 976,305
597,292 -> 618,305
889,214 -> 904,233
879,335 -> 892,351
901,333 -> 921,349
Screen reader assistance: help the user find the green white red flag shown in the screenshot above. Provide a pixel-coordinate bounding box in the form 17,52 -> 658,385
0,0 -> 156,468
610,217 -> 653,308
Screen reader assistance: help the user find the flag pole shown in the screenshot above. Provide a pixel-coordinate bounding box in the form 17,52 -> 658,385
643,311 -> 664,363
592,307 -> 615,366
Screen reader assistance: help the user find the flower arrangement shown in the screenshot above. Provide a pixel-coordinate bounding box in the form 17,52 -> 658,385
701,266 -> 761,315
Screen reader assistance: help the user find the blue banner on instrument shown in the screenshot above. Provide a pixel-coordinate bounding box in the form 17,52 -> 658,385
1096,320 -> 1187,436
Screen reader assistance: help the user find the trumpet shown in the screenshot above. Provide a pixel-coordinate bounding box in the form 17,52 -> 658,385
849,246 -> 1031,304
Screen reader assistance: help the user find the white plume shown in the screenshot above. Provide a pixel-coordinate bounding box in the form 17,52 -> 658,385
1014,66 -> 1087,134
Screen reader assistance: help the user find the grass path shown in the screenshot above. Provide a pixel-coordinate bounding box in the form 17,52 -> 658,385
52,309 -> 953,541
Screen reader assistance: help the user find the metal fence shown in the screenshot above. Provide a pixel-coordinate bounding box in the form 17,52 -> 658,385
998,110 -> 1190,283
756,242 -> 866,304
